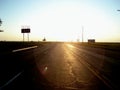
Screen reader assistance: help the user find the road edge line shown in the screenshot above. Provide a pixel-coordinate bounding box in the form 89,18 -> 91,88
12,46 -> 38,52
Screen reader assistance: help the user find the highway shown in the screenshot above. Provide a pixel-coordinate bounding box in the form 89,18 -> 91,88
0,42 -> 120,90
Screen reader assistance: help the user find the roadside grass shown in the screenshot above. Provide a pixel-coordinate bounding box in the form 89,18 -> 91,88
0,41 -> 51,54
69,42 -> 120,60
71,42 -> 120,51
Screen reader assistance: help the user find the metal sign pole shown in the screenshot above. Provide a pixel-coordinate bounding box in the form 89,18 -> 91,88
27,33 -> 29,42
23,33 -> 24,42
21,26 -> 30,42
82,26 -> 84,43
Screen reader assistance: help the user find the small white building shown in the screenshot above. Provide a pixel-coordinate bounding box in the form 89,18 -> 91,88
88,39 -> 95,43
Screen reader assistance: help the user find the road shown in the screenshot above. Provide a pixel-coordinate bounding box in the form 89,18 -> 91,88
0,42 -> 120,90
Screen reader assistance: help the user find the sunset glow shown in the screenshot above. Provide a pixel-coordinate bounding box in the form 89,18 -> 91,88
0,0 -> 120,42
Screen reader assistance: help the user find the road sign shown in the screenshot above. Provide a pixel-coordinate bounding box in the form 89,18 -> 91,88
21,27 -> 31,42
21,28 -> 30,33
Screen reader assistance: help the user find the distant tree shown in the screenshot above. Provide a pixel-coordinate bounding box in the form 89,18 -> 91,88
0,19 -> 2,26
0,18 -> 4,32
117,9 -> 120,11
43,37 -> 46,41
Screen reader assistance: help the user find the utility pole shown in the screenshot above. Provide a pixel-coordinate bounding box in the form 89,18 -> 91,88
117,9 -> 120,42
82,26 -> 84,43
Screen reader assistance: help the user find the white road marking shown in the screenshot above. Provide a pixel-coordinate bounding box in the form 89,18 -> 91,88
0,71 -> 23,89
66,44 -> 116,89
12,46 -> 38,52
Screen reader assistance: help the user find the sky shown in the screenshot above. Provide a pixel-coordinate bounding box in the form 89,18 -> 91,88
0,0 -> 120,42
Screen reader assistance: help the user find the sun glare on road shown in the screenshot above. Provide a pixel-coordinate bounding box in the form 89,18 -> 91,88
66,44 -> 75,49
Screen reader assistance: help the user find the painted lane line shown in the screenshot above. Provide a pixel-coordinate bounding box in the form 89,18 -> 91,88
80,60 -> 114,90
0,71 -> 23,89
66,44 -> 116,89
12,46 -> 38,52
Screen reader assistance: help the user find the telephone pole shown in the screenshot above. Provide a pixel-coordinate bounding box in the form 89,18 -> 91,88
82,26 -> 84,43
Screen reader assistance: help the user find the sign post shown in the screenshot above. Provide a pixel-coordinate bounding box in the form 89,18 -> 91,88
27,33 -> 29,41
21,26 -> 30,42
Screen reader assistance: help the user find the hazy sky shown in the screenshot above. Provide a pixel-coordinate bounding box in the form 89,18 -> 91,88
0,0 -> 120,42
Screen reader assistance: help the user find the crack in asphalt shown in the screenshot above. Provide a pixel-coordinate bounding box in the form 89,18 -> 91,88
66,44 -> 116,90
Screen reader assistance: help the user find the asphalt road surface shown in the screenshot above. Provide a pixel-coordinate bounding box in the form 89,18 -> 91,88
0,42 -> 120,90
